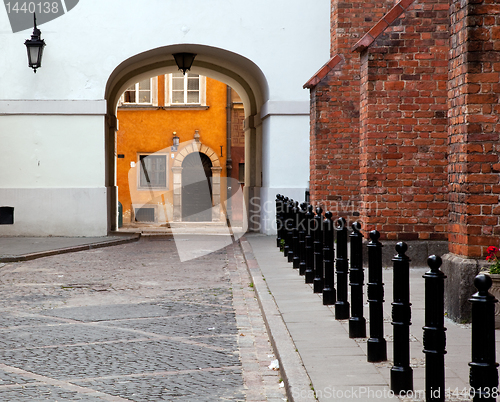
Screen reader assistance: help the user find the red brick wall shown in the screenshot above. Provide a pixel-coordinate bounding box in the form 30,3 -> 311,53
309,0 -> 392,219
309,0 -> 499,255
357,0 -> 450,241
448,0 -> 500,257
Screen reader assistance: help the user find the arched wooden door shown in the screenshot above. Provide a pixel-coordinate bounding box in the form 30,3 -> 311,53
181,152 -> 213,221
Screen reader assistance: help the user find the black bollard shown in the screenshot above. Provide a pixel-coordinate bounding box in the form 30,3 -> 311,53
322,211 -> 336,305
292,201 -> 301,269
469,274 -> 499,402
367,230 -> 387,362
390,242 -> 413,394
276,194 -> 282,248
287,200 -> 295,264
284,198 -> 294,260
298,203 -> 308,275
335,217 -> 350,319
313,207 -> 324,293
348,222 -> 366,338
283,198 -> 290,257
304,204 -> 315,284
422,255 -> 446,402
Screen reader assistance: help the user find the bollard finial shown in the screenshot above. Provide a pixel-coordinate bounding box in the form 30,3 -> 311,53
352,221 -> 362,233
474,273 -> 492,294
395,242 -> 408,256
369,230 -> 380,242
307,204 -> 313,213
336,217 -> 347,230
427,255 -> 442,271
325,211 -> 333,220
316,206 -> 323,216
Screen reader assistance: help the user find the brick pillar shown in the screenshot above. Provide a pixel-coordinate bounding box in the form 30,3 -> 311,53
307,0 -> 392,218
443,0 -> 500,321
356,0 -> 450,242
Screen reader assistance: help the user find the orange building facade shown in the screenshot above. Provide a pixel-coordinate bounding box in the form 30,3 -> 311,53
116,73 -> 244,226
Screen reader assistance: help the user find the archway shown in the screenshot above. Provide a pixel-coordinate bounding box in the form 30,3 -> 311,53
104,44 -> 268,232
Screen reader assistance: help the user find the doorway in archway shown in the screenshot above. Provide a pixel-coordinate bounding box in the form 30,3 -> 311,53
182,152 -> 213,222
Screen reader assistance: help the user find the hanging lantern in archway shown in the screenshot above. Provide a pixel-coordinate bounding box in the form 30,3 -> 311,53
173,53 -> 196,75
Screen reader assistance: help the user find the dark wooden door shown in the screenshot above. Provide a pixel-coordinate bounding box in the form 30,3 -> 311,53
182,152 -> 213,221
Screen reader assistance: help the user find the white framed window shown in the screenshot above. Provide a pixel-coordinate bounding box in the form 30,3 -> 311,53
119,78 -> 158,106
166,73 -> 206,106
138,154 -> 168,189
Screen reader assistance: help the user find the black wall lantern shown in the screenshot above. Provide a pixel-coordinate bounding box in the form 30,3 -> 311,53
173,53 -> 196,75
24,13 -> 45,73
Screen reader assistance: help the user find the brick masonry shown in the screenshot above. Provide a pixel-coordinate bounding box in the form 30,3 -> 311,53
447,0 -> 500,258
306,0 -> 393,220
306,0 -> 500,321
356,0 -> 450,242
307,0 -> 499,255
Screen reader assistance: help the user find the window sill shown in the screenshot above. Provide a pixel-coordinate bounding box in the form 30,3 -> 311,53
162,105 -> 209,110
118,105 -> 160,110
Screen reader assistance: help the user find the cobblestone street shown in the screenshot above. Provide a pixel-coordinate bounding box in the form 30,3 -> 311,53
0,236 -> 285,401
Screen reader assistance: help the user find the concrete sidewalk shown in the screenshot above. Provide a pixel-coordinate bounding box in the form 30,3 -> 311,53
241,233 -> 498,402
0,233 -> 140,262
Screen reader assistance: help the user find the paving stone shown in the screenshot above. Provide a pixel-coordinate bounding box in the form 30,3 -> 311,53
0,237 -> 285,401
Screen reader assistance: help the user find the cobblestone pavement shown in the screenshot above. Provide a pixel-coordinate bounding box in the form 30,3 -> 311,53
0,236 -> 286,401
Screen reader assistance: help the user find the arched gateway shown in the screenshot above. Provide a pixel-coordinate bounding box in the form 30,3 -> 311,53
104,44 -> 267,231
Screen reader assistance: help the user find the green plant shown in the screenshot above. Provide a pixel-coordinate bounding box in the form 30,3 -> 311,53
279,239 -> 285,252
486,246 -> 500,274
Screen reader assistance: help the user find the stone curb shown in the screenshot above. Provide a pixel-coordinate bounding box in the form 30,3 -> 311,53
239,236 -> 316,402
0,234 -> 141,262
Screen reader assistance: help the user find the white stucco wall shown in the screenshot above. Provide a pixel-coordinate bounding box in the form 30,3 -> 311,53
0,0 -> 330,236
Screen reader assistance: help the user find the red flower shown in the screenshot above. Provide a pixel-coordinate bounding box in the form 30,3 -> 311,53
487,246 -> 498,255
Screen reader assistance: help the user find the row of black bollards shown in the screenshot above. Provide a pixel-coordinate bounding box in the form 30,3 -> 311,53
275,194 -> 499,401
276,195 -> 378,347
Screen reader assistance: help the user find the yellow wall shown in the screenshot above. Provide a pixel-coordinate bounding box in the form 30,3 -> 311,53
116,76 -> 228,223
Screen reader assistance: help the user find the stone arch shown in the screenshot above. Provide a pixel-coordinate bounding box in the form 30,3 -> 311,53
104,44 -> 268,230
171,139 -> 223,222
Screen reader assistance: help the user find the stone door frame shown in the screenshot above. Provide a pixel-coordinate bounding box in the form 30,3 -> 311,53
171,141 -> 222,222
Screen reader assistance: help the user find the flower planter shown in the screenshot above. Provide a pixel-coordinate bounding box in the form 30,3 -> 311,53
489,273 -> 500,329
